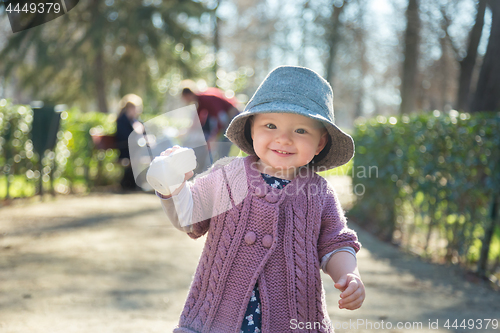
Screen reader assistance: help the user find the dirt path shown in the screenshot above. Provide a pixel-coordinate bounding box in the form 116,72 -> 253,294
0,189 -> 499,333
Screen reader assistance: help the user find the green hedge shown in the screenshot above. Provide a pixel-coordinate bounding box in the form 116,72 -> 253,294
0,100 -> 121,198
57,107 -> 121,192
0,100 -> 36,198
349,111 -> 500,272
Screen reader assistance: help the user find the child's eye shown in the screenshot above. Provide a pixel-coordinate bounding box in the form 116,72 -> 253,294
266,123 -> 276,129
295,128 -> 306,134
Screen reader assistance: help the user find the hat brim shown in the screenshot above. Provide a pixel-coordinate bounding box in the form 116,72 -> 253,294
225,104 -> 354,170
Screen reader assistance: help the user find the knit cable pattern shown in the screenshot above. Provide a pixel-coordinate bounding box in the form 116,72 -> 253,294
172,156 -> 360,332
293,197 -> 308,323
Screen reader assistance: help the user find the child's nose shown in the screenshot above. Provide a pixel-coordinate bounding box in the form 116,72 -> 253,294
275,131 -> 292,144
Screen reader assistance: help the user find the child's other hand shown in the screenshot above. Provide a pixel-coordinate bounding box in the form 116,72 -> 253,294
334,273 -> 365,310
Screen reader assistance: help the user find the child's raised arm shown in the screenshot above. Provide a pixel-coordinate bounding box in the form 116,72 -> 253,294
150,146 -> 237,238
149,146 -> 196,233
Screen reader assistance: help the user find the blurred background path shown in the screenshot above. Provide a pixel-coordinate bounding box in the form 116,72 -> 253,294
1,181 -> 499,333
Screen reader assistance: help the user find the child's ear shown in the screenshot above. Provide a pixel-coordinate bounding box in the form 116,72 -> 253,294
315,132 -> 329,155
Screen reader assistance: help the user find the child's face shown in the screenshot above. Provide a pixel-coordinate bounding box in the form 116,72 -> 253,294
250,113 -> 328,178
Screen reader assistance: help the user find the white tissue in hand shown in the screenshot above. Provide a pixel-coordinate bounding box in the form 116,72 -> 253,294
146,148 -> 197,195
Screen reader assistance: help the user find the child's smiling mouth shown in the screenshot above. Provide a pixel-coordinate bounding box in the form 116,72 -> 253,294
272,149 -> 294,155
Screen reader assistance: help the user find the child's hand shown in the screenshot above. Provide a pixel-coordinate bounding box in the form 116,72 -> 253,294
334,273 -> 365,310
147,145 -> 196,197
160,146 -> 194,194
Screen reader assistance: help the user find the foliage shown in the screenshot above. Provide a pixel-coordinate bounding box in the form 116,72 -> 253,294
0,175 -> 36,198
0,100 -> 121,199
0,0 -> 211,111
56,108 -> 121,192
349,111 -> 500,271
317,158 -> 353,178
0,99 -> 36,198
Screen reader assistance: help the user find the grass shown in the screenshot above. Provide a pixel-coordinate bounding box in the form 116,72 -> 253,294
0,175 -> 91,199
0,175 -> 37,199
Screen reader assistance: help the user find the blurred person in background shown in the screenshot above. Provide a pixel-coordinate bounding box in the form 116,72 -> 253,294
181,84 -> 240,171
181,86 -> 239,142
115,94 -> 144,191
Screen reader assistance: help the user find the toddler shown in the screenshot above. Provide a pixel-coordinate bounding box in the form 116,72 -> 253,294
153,66 -> 364,332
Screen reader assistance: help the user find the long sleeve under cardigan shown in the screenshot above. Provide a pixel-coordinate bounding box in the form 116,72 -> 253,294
162,155 -> 361,332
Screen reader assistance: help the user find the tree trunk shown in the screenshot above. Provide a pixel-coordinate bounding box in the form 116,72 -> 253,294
94,50 -> 108,114
354,28 -> 367,120
439,35 -> 449,111
91,0 -> 108,113
456,0 -> 487,112
298,1 -> 310,67
470,0 -> 500,112
213,1 -> 220,81
325,2 -> 345,83
399,0 -> 420,114
477,194 -> 499,278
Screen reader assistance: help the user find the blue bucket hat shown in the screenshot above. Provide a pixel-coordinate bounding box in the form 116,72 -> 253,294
225,66 -> 354,170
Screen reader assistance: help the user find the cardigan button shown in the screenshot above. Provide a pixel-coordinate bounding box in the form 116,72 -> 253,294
262,235 -> 273,248
244,231 -> 256,245
265,192 -> 279,203
255,184 -> 268,197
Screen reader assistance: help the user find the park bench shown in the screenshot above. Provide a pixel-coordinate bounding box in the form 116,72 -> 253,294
89,134 -> 118,187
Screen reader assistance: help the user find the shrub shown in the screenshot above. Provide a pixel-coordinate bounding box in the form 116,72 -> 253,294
350,111 -> 500,273
57,108 -> 121,192
0,100 -> 121,198
0,100 -> 37,198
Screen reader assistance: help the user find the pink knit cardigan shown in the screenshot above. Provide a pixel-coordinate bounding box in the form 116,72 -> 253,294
172,155 -> 360,332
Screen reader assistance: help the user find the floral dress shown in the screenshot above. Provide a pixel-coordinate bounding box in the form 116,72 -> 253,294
240,173 -> 291,333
